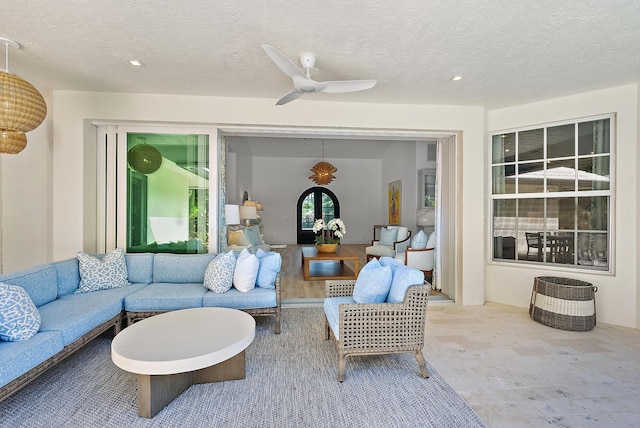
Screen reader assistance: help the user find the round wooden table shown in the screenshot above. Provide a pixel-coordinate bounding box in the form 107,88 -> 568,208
111,307 -> 255,418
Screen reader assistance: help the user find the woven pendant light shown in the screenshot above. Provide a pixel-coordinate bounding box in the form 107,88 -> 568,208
128,144 -> 163,174
309,140 -> 337,185
0,37 -> 47,154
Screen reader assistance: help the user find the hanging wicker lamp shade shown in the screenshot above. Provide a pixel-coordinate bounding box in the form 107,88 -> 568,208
309,161 -> 337,185
0,70 -> 47,154
128,144 -> 163,174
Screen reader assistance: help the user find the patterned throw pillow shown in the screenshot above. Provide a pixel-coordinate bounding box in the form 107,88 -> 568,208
379,227 -> 399,246
0,282 -> 41,341
255,249 -> 282,289
204,251 -> 236,293
233,249 -> 259,293
75,248 -> 130,294
352,258 -> 393,304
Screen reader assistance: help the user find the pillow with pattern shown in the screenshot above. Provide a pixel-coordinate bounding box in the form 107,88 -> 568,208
0,282 -> 41,341
204,251 -> 236,293
75,248 -> 130,294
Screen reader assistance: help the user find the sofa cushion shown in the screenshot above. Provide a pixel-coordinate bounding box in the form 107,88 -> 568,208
387,265 -> 425,303
0,283 -> 41,342
352,258 -> 392,304
255,249 -> 281,289
0,264 -> 58,308
411,230 -> 428,250
0,330 -> 64,388
124,283 -> 208,312
124,253 -> 154,284
204,251 -> 236,293
323,296 -> 355,340
153,253 -> 216,283
203,287 -> 276,310
53,258 -> 81,297
379,227 -> 399,246
233,249 -> 258,293
365,245 -> 397,258
76,248 -> 130,294
38,293 -> 123,345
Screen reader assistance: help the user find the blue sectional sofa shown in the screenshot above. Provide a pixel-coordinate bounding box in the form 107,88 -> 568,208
0,252 -> 281,402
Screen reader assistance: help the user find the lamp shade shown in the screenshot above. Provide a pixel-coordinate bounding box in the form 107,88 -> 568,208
0,70 -> 47,154
224,204 -> 241,225
243,199 -> 264,212
128,144 -> 163,174
239,205 -> 257,220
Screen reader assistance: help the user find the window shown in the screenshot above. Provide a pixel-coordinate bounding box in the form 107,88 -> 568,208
126,133 -> 210,253
491,115 -> 612,270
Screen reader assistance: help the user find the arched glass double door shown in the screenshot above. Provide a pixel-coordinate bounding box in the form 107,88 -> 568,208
296,187 -> 340,244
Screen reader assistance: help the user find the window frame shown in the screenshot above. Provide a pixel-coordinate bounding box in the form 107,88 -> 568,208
489,114 -> 615,272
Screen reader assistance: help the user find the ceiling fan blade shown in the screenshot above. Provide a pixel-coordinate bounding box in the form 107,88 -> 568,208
276,91 -> 303,105
262,45 -> 305,79
320,79 -> 377,94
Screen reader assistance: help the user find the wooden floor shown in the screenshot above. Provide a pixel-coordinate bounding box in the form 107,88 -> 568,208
275,244 -> 368,300
273,244 -> 446,301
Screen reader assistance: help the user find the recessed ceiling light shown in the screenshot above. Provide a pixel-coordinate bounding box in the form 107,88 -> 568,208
450,75 -> 463,81
129,59 -> 144,67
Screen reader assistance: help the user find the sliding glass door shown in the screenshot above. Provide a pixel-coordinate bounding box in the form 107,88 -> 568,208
97,125 -> 220,254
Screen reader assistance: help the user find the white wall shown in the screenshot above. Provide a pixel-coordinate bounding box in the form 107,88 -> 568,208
0,95 -> 53,273
381,140 -> 419,230
487,84 -> 639,328
252,156 -> 381,244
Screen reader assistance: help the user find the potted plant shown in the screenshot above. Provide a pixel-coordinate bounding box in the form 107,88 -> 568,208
312,218 -> 346,252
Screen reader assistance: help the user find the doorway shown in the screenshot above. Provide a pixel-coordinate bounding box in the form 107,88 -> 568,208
296,187 -> 340,244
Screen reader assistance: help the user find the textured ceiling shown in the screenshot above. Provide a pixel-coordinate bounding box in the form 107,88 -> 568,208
1,0 -> 639,109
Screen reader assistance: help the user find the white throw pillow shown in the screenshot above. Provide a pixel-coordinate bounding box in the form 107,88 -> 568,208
204,251 -> 236,293
0,282 -> 41,342
233,249 -> 259,293
75,248 -> 130,294
352,258 -> 393,304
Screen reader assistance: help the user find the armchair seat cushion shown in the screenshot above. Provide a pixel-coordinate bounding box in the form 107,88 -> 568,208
365,245 -> 396,258
323,296 -> 355,340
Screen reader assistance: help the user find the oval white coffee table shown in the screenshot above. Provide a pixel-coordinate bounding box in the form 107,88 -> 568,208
111,307 -> 255,418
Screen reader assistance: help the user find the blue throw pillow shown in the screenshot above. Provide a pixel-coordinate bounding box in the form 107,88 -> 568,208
75,248 -> 130,294
204,251 -> 236,293
411,230 -> 428,249
255,249 -> 281,289
379,256 -> 403,269
243,225 -> 263,246
387,265 -> 425,303
379,227 -> 399,246
0,282 -> 41,341
352,259 -> 392,304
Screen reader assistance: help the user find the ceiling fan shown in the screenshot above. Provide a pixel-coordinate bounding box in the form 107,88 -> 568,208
262,44 -> 377,105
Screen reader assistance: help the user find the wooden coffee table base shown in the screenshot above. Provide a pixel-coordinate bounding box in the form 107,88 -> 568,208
137,350 -> 245,418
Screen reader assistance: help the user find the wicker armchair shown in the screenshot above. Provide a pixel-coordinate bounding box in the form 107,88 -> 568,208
324,279 -> 430,382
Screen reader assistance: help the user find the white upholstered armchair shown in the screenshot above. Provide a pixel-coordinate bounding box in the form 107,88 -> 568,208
395,230 -> 436,279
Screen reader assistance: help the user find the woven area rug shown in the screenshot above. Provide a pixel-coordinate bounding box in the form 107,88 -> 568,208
0,307 -> 485,427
